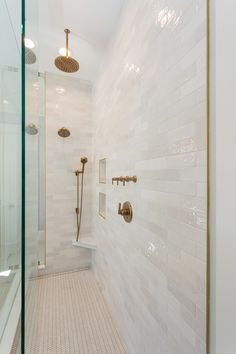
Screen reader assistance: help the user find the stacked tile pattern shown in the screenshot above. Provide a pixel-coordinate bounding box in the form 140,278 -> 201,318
11,271 -> 128,354
45,74 -> 93,274
93,0 -> 207,353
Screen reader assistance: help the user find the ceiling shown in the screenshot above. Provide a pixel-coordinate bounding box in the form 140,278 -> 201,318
38,0 -> 125,82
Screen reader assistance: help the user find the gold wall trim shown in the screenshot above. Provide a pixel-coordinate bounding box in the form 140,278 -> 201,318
206,0 -> 210,353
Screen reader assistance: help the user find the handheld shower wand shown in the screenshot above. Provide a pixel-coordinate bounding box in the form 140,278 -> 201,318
75,157 -> 88,241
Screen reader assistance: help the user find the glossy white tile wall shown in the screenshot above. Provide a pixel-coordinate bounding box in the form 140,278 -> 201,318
93,1 -> 207,353
211,1 -> 236,353
45,73 -> 93,274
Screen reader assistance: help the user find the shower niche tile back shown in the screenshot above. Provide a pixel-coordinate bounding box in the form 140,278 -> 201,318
99,158 -> 106,184
99,193 -> 106,219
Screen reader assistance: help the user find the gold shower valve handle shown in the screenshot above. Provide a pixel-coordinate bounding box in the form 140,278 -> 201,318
118,201 -> 133,223
118,203 -> 128,215
126,176 -> 137,183
112,177 -> 119,185
118,176 -> 124,185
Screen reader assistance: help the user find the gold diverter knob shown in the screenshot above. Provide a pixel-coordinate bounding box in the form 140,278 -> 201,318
118,201 -> 133,223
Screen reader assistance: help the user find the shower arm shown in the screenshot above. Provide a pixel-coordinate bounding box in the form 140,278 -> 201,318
65,29 -> 69,58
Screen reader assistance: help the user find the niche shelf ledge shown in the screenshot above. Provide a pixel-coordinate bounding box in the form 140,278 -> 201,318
72,236 -> 97,250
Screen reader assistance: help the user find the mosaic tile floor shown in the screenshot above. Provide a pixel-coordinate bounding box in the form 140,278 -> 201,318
11,270 -> 128,354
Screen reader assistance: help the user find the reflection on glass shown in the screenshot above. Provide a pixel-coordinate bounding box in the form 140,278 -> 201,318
0,0 -> 21,344
24,0 -> 41,352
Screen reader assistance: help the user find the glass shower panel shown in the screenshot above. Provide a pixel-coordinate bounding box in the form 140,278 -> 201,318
0,0 -> 22,348
23,0 -> 40,352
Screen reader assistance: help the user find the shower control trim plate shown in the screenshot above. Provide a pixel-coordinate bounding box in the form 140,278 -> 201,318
118,201 -> 133,223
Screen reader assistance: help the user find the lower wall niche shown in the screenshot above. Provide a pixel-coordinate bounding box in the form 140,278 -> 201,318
99,192 -> 106,219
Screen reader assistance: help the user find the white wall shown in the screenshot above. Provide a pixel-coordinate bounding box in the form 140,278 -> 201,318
45,73 -> 93,274
210,1 -> 236,353
93,1 -> 207,353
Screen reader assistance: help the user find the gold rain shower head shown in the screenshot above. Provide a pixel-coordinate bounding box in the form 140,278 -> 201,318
58,127 -> 71,138
54,29 -> 80,73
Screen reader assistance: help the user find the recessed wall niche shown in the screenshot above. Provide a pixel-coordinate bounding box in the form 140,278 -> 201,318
99,192 -> 106,219
99,158 -> 106,184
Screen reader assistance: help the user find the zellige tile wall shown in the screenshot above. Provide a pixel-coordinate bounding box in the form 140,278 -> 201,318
92,1 -> 207,353
45,73 -> 93,274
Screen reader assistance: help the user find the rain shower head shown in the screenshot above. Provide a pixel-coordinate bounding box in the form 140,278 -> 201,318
26,48 -> 37,65
54,29 -> 80,73
26,123 -> 38,135
58,127 -> 71,138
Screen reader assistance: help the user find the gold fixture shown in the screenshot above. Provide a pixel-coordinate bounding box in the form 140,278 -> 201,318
75,157 -> 88,241
112,176 -> 137,186
58,127 -> 70,138
75,157 -> 88,176
118,201 -> 133,223
80,156 -> 88,165
206,1 -> 210,353
54,29 -> 80,73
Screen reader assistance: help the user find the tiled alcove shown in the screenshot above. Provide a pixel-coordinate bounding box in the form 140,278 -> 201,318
98,192 -> 106,219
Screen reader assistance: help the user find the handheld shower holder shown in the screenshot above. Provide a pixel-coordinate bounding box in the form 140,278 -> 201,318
75,157 -> 88,242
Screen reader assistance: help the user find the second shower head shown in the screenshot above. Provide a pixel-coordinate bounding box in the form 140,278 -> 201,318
75,157 -> 88,176
80,157 -> 88,164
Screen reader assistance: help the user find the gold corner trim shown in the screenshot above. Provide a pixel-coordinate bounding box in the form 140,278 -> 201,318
206,0 -> 210,353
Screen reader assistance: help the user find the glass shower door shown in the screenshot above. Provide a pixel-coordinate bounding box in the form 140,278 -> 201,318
0,0 -> 41,352
0,0 -> 22,351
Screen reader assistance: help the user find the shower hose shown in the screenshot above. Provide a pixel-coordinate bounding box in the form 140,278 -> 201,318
76,171 -> 84,242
